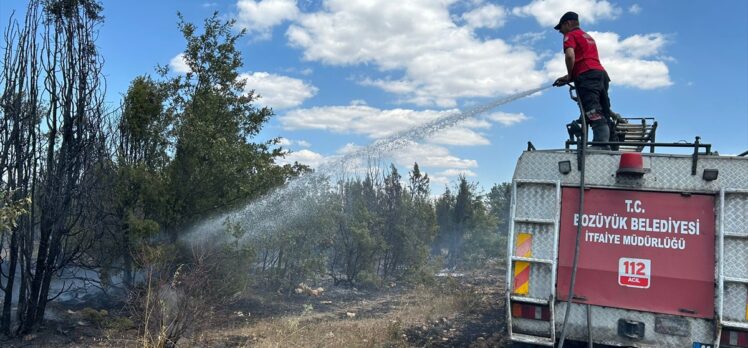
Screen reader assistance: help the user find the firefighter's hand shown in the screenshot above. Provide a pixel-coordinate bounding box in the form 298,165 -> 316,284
553,75 -> 569,87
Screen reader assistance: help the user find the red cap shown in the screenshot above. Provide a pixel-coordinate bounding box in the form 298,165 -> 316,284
617,153 -> 645,176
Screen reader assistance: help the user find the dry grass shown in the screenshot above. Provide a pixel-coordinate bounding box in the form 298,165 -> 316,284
199,284 -> 471,348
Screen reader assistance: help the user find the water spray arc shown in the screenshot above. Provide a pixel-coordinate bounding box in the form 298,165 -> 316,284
184,85 -> 552,245
331,85 -> 551,166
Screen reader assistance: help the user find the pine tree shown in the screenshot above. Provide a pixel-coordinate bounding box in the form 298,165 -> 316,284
163,13 -> 303,229
487,182 -> 512,236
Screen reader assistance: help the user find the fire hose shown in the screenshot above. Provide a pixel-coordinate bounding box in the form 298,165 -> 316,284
557,83 -> 593,348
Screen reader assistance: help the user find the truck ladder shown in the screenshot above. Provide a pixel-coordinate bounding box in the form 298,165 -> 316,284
506,179 -> 561,346
715,188 -> 748,347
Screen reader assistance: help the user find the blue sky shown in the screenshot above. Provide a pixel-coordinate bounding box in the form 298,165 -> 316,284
3,0 -> 747,192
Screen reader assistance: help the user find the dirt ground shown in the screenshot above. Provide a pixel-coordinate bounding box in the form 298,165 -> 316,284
0,264 -> 513,347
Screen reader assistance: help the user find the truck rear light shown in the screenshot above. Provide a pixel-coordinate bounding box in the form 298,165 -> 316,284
721,329 -> 748,347
511,302 -> 550,321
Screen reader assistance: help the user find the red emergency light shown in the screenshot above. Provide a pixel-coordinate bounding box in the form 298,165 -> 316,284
616,153 -> 645,176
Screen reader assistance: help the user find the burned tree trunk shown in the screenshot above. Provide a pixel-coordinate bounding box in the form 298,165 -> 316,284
0,2 -> 42,335
0,0 -> 108,335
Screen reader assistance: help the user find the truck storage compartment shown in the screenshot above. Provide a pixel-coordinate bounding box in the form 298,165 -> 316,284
556,187 -> 715,318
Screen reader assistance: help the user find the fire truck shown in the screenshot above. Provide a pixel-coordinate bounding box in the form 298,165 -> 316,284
505,90 -> 748,347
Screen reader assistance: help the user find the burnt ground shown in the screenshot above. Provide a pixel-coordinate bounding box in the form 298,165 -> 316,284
198,266 -> 514,347
403,272 -> 509,348
0,265 -> 516,347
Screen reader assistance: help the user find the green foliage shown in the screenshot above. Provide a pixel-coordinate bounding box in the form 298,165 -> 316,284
100,11 -> 305,294
98,74 -> 173,289
163,12 -> 303,227
211,217 -> 255,293
355,270 -> 383,290
434,177 -> 503,268
127,215 -> 160,241
251,175 -> 336,290
330,175 -> 383,285
462,199 -> 501,267
104,316 -> 136,331
119,75 -> 170,169
327,163 -> 436,285
136,243 -> 180,268
80,308 -> 109,328
487,182 -> 512,236
0,192 -> 31,232
433,187 -> 455,256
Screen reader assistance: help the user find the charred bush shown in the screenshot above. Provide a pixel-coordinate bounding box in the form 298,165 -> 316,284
130,242 -> 247,348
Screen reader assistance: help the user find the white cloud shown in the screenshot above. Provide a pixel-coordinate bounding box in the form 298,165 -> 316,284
391,142 -> 478,169
169,53 -> 191,74
628,4 -> 642,14
512,31 -> 547,46
279,103 -> 490,180
277,138 -> 311,147
275,141 -> 479,188
239,72 -> 318,109
436,168 -> 477,177
280,103 -> 497,146
281,104 -> 452,138
429,127 -> 490,146
460,118 -> 492,129
277,149 -> 326,167
613,33 -> 668,58
487,112 -> 530,126
337,143 -> 363,154
236,0 -> 299,40
543,31 -> 672,89
164,60 -> 319,107
462,4 -> 507,29
512,0 -> 620,27
429,175 -> 451,187
286,0 -> 546,107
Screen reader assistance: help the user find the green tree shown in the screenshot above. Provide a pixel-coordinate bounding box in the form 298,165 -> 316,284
378,165 -> 405,277
433,187 -> 455,257
401,163 -> 436,276
448,175 -> 474,266
462,195 -> 500,267
487,182 -> 511,236
119,76 -> 171,169
330,178 -> 381,285
111,75 -> 171,287
408,163 -> 430,199
164,12 -> 302,230
252,175 -> 335,290
433,176 -> 501,268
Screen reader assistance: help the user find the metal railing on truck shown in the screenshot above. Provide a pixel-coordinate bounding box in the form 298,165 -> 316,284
562,135 -> 713,176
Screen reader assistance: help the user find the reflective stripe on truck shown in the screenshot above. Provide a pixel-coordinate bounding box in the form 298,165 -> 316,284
513,233 -> 532,295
